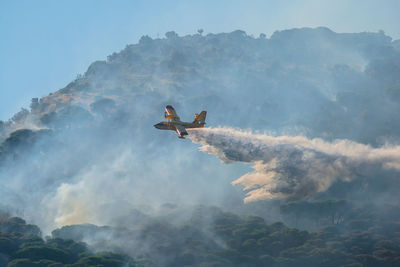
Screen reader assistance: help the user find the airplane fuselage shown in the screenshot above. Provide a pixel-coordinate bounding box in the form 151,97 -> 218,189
154,121 -> 205,130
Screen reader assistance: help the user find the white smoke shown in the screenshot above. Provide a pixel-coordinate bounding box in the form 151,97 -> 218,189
188,127 -> 400,202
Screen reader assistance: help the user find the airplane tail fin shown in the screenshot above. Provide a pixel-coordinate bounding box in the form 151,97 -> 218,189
193,111 -> 207,124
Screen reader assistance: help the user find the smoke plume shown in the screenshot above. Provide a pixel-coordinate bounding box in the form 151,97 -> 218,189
188,127 -> 400,202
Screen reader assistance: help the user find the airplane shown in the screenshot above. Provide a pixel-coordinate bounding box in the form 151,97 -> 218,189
154,105 -> 207,138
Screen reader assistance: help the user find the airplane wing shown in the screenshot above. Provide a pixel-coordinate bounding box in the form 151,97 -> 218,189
175,124 -> 188,138
165,105 -> 181,121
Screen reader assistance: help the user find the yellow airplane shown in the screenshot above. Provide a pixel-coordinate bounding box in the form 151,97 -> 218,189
154,105 -> 207,138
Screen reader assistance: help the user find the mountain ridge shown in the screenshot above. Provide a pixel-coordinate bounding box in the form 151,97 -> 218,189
1,27 -> 398,144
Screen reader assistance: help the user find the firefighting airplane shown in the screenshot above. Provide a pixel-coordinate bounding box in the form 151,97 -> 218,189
154,105 -> 207,138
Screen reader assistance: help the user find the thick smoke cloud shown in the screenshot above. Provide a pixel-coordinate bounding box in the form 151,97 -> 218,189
188,127 -> 400,202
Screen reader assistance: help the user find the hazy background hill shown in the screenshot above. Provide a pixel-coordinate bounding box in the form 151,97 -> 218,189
1,27 -> 400,266
4,27 -> 400,142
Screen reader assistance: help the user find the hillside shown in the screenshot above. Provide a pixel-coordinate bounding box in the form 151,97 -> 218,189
2,27 -> 400,143
1,27 -> 400,266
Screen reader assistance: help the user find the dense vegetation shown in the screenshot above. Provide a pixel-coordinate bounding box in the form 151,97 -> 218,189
2,204 -> 400,267
0,212 -> 139,267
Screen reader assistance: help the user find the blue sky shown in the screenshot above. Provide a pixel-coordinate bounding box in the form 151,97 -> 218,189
1,0 -> 399,120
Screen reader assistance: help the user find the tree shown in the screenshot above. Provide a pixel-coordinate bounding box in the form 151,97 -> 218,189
13,246 -> 70,263
40,106 -> 93,129
7,258 -> 34,267
30,98 -> 39,112
165,31 -> 178,39
11,108 -> 29,124
280,200 -> 349,227
0,120 -> 5,134
90,98 -> 117,119
139,35 -> 153,45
